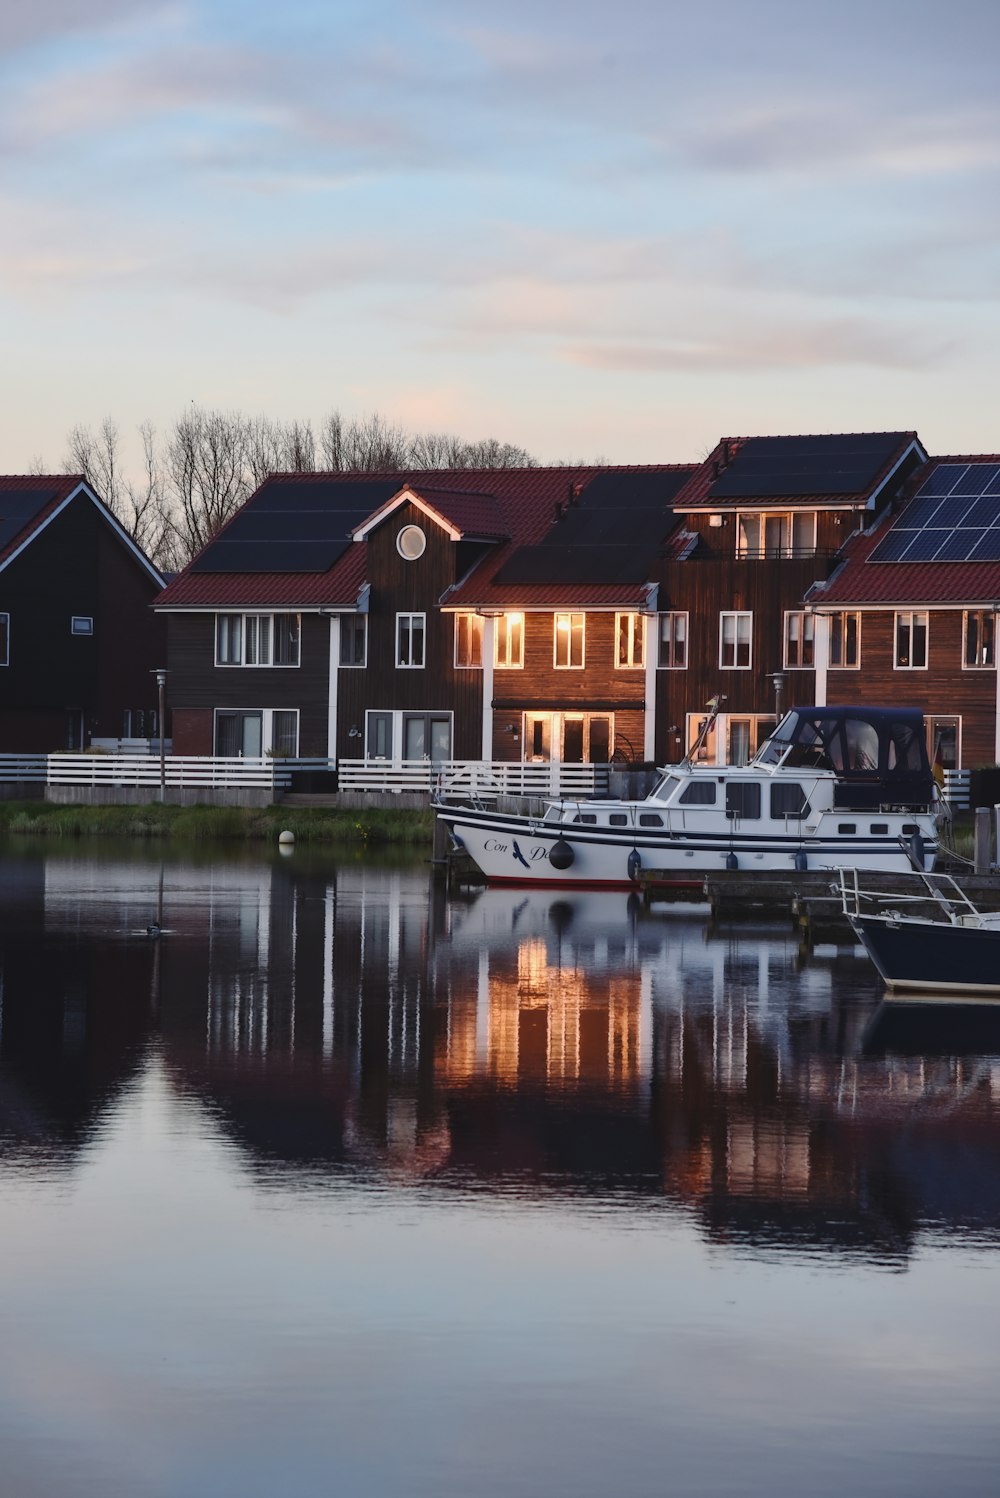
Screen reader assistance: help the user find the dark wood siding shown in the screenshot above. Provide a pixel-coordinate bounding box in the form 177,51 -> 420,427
846,608 -> 997,767
0,493 -> 164,750
165,613 -> 331,756
651,554 -> 826,761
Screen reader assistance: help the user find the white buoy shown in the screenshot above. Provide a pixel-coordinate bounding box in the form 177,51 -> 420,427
278,829 -> 295,847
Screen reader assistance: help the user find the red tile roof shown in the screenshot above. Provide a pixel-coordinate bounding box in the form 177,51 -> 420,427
813,455 -> 1000,606
156,465 -> 692,610
674,432 -> 921,510
0,475 -> 84,567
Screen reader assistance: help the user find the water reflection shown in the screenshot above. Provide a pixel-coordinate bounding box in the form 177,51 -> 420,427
2,847 -> 999,1261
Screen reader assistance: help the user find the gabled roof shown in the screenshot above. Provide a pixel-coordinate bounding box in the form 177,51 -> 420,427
0,474 -> 164,585
156,465 -> 694,611
674,432 -> 923,511
351,485 -> 508,543
446,465 -> 696,610
813,455 -> 1000,606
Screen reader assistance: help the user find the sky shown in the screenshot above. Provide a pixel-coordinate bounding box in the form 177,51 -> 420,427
2,0 -> 1000,474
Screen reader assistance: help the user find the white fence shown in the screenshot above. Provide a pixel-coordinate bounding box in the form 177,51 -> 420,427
942,769 -> 970,810
0,753 -> 299,790
0,753 -> 600,798
337,758 -> 599,798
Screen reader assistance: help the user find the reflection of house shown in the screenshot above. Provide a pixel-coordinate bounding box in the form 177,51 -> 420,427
0,475 -> 165,750
808,453 -> 1000,768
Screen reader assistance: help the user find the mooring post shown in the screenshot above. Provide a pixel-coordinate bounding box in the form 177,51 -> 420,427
974,806 -> 992,874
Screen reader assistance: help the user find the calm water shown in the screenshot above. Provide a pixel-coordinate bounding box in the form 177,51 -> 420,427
1,842 -> 999,1498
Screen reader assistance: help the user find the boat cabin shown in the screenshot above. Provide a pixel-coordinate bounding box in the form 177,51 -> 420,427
753,706 -> 936,809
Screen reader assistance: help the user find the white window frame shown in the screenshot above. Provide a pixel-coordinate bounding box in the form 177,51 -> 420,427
829,610 -> 860,670
71,615 -> 94,636
615,612 -> 644,669
894,610 -> 928,670
0,612 -> 8,666
736,510 -> 817,559
719,610 -> 752,670
783,610 -> 815,669
657,611 -> 688,669
963,609 -> 995,670
554,612 -> 585,669
454,612 -> 484,669
339,615 -> 367,668
396,612 -> 426,669
494,612 -> 524,670
215,612 -> 300,668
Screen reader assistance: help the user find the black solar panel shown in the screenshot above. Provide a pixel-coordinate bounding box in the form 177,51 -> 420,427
189,477 -> 399,573
191,539 -> 350,573
870,461 -> 1000,564
707,433 -> 908,499
494,469 -> 690,586
0,488 -> 57,550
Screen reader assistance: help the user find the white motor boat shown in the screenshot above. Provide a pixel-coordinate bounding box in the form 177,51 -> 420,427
434,706 -> 943,889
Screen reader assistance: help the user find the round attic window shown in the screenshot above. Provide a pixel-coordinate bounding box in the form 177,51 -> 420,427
397,524 -> 426,560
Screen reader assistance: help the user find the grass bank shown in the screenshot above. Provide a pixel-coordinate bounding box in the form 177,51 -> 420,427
0,801 -> 434,846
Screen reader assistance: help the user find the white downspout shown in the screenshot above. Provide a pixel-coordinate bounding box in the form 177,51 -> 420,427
328,616 -> 340,763
813,612 -> 829,708
481,616 -> 495,762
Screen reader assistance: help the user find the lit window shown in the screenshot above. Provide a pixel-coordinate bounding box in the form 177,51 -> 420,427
396,613 -> 426,668
658,612 -> 687,669
616,612 -> 644,668
736,512 -> 816,559
964,609 -> 995,668
895,611 -> 928,669
720,611 -> 752,669
554,612 -> 585,668
829,611 -> 860,668
495,613 -> 524,669
784,611 -> 815,668
454,612 -> 484,669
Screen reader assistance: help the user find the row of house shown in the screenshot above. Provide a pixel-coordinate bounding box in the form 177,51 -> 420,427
3,429 -> 1000,774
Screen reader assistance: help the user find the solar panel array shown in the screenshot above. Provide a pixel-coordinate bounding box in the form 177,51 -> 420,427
708,433 -> 909,499
189,479 -> 400,573
495,468 -> 693,585
869,463 -> 1000,564
0,488 -> 58,551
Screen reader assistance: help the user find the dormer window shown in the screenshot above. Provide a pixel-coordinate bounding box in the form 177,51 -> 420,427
736,511 -> 816,559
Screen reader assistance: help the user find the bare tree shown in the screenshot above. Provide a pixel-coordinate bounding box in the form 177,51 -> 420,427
164,407 -> 253,562
65,417 -> 170,567
246,416 -> 317,488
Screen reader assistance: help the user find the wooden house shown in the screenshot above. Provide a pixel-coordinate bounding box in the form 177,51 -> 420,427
807,454 -> 1000,772
649,433 -> 927,764
0,475 -> 166,751
154,466 -> 694,765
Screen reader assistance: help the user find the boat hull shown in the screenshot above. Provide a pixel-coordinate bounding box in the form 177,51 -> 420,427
440,805 -> 937,889
851,914 -> 1000,995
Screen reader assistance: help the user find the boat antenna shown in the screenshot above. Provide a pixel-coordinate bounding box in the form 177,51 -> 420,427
682,694 -> 726,767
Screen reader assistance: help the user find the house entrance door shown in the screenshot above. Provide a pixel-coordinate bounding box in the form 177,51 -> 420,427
216,711 -> 263,757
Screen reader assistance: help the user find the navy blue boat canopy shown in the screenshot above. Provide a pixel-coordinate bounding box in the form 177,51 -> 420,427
755,706 -> 935,807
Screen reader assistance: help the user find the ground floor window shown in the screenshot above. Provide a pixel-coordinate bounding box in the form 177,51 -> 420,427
522,712 -> 612,763
365,710 -> 452,761
686,713 -> 775,765
215,708 -> 299,757
929,716 -> 960,777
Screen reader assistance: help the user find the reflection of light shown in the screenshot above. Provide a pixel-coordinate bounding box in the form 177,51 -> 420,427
438,936 -> 643,1088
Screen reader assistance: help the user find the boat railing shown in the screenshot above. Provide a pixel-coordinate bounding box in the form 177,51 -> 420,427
836,868 -> 978,925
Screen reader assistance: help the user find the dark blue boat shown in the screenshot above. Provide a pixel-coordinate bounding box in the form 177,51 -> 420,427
840,871 -> 1000,996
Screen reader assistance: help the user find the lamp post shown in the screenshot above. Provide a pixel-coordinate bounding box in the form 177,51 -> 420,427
153,669 -> 167,802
